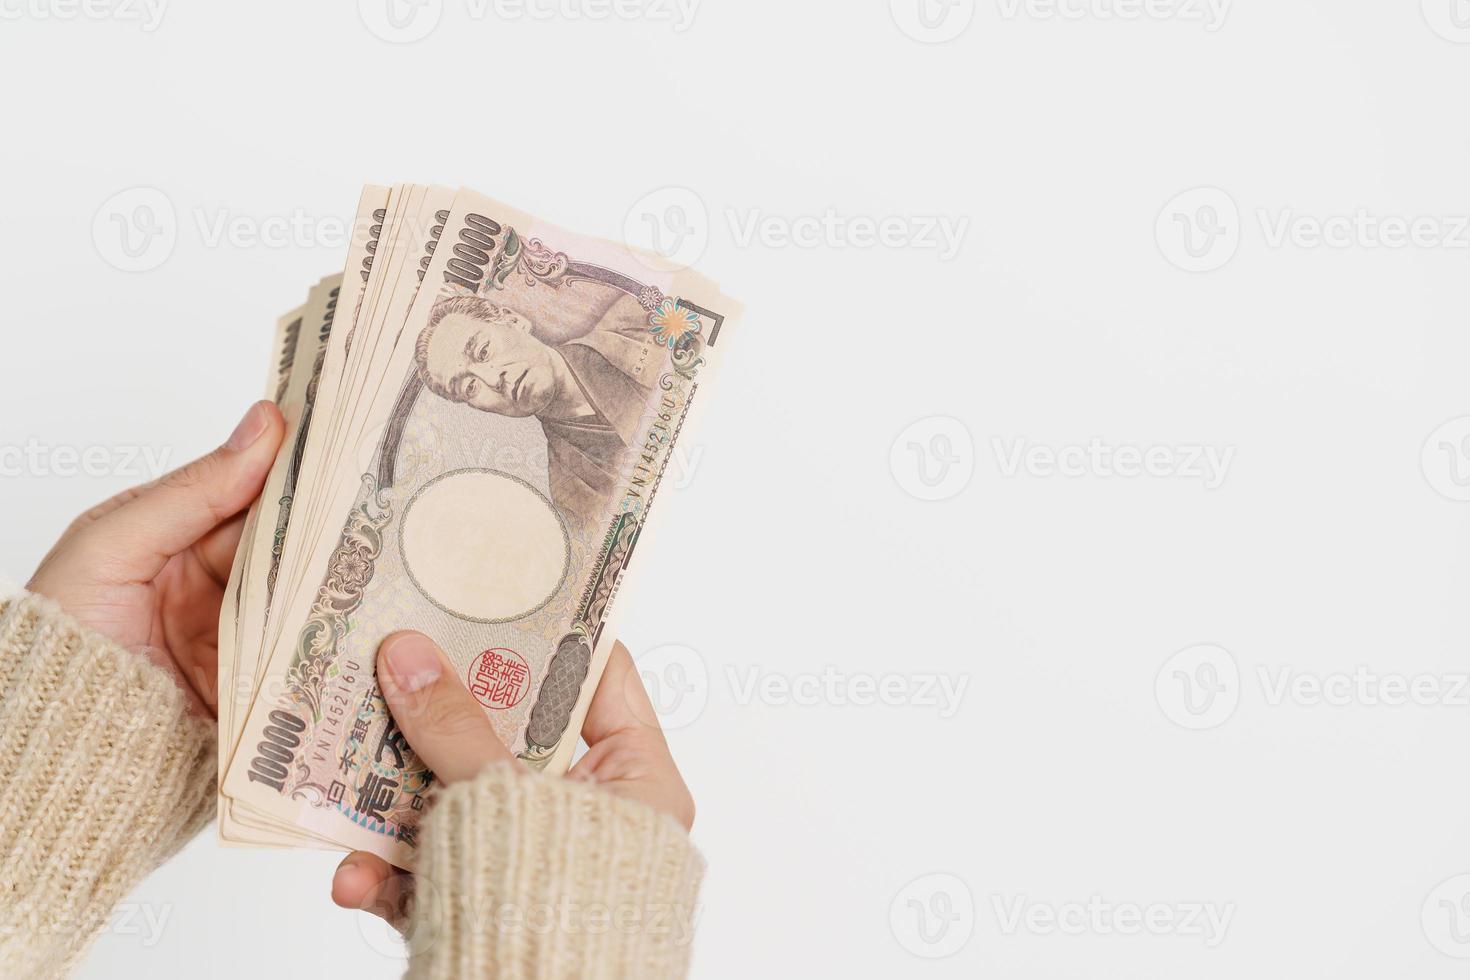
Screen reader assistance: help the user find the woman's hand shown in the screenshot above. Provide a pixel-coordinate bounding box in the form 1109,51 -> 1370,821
25,401 -> 286,717
331,632 -> 696,925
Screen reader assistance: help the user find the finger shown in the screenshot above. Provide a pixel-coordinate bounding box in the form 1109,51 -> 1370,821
67,480 -> 154,534
377,632 -> 513,784
192,512 -> 249,587
580,641 -> 669,745
86,401 -> 284,582
331,850 -> 395,908
332,851 -> 410,928
570,642 -> 695,831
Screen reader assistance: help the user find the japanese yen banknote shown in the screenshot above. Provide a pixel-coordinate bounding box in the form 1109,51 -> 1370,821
218,184 -> 736,866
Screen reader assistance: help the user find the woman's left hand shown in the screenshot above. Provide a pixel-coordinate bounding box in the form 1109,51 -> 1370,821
25,401 -> 285,717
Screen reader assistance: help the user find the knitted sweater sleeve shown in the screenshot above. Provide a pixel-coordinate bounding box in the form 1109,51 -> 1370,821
0,591 -> 706,980
405,768 -> 706,980
0,592 -> 216,980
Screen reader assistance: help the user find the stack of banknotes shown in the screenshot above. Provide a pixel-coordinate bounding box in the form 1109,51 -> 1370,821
217,185 -> 736,867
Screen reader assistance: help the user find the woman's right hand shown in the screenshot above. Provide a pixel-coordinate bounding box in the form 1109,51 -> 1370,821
330,632 -> 696,925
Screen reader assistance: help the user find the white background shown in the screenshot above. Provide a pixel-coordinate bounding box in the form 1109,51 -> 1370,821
2,0 -> 1470,976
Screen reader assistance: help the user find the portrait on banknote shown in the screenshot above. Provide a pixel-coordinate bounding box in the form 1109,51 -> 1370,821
413,288 -> 662,541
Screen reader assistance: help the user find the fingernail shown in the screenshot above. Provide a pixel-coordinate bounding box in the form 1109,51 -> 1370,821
383,633 -> 442,693
333,858 -> 358,886
226,402 -> 270,451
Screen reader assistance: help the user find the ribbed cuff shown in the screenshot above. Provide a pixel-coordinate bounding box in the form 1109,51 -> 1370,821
406,766 -> 705,980
0,592 -> 216,980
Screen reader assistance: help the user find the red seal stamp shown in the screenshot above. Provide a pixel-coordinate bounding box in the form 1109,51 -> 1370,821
467,647 -> 531,710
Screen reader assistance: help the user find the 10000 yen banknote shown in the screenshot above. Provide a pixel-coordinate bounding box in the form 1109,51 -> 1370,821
219,277 -> 345,848
218,302 -> 303,781
220,187 -> 395,849
222,189 -> 737,866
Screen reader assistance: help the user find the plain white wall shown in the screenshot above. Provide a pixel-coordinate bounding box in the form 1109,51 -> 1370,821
3,1 -> 1470,976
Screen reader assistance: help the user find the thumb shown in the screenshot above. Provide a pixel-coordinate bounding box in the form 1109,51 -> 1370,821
89,401 -> 285,581
376,632 -> 513,784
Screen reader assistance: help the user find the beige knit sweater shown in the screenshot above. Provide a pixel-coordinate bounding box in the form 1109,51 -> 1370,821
0,592 -> 704,979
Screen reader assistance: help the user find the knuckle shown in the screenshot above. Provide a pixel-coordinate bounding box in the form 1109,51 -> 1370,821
161,452 -> 220,493
424,688 -> 486,738
64,510 -> 95,537
66,499 -> 117,537
160,451 -> 232,519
